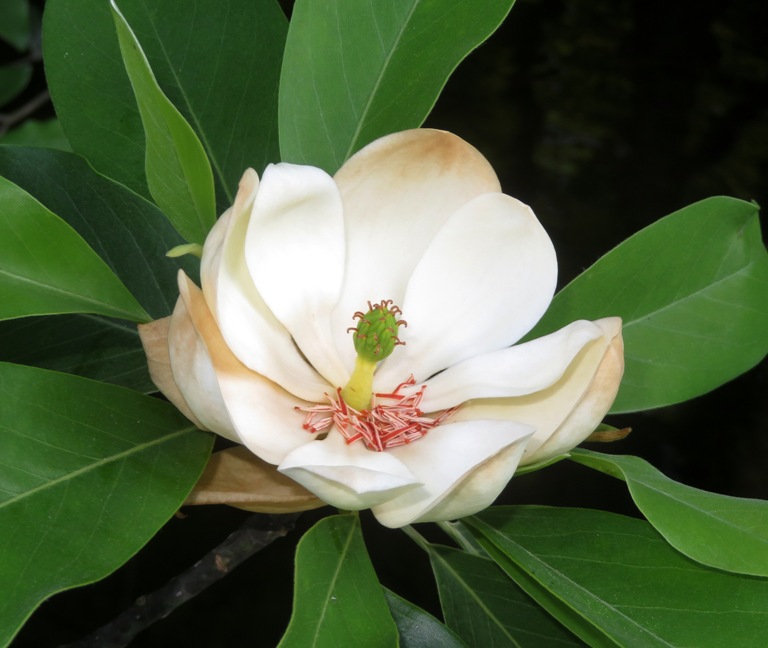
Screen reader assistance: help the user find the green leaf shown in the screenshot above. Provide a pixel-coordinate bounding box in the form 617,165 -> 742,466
110,0 -> 216,245
0,362 -> 213,648
428,544 -> 581,647
0,175 -> 149,322
0,314 -> 153,392
0,63 -> 31,107
0,146 -> 196,319
466,506 -> 768,648
279,515 -> 399,647
528,197 -> 768,413
569,449 -> 768,577
384,588 -> 467,648
0,119 -> 71,151
279,0 -> 516,173
43,0 -> 287,209
0,0 -> 30,51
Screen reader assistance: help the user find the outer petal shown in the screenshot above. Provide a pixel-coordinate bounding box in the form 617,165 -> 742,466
278,430 -> 420,511
414,320 -> 605,412
331,129 -> 503,369
203,171 -> 330,402
245,163 -> 348,387
370,420 -> 533,528
376,192 -> 557,390
172,271 -> 314,464
453,317 -> 624,466
138,315 -> 206,430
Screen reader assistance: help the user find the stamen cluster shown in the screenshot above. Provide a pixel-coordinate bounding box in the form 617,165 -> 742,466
297,377 -> 457,452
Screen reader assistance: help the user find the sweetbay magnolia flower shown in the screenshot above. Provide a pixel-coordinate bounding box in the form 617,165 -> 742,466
140,129 -> 624,528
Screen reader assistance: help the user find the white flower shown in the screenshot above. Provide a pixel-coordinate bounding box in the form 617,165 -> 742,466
140,129 -> 623,528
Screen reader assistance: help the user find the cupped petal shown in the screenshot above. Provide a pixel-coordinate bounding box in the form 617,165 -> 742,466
174,271 -> 315,464
245,163 -> 348,387
375,192 -> 557,389
523,318 -> 624,464
331,129 -> 503,369
138,315 -> 206,430
167,281 -> 239,441
370,420 -> 533,528
414,320 -> 605,412
277,430 -> 421,511
452,317 -> 624,466
204,172 -> 330,402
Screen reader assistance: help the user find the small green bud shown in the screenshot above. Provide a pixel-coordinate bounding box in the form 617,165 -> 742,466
166,243 -> 203,259
348,300 -> 406,362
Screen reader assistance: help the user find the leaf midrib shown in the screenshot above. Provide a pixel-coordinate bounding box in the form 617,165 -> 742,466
341,0 -> 420,163
0,426 -> 195,510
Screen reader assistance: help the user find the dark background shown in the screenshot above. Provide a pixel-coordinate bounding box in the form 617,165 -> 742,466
4,0 -> 766,646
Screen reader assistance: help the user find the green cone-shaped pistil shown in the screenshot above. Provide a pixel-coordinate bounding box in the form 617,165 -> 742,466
341,300 -> 405,410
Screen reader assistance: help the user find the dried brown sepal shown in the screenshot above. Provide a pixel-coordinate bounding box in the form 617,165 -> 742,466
185,446 -> 326,513
585,426 -> 632,443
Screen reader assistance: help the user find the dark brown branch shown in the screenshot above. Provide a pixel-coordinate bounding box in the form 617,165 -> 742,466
0,89 -> 51,136
62,512 -> 301,648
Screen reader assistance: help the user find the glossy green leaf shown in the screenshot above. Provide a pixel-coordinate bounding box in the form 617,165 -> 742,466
279,515 -> 399,647
0,63 -> 31,106
429,544 -> 581,647
0,362 -> 213,648
279,0 -> 516,172
529,197 -> 768,413
0,314 -> 152,392
110,1 -> 216,245
0,146 -> 196,319
466,506 -> 768,648
0,0 -> 29,51
0,119 -> 71,151
0,176 -> 149,322
43,0 -> 287,209
569,449 -> 768,577
384,588 -> 467,648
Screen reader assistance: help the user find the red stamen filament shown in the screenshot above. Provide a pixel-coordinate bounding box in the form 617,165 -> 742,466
295,376 -> 457,452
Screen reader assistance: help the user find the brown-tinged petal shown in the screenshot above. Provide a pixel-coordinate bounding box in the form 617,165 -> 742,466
173,272 -> 314,464
330,129 -> 503,369
185,446 -> 325,514
138,315 -> 206,429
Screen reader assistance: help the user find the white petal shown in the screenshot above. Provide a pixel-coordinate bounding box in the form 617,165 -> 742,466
278,430 -> 420,511
330,129 -> 503,370
414,320 -> 604,412
245,163 -> 348,387
205,172 -> 330,402
370,420 -> 533,528
174,272 -> 315,465
453,317 -> 624,466
375,192 -> 557,389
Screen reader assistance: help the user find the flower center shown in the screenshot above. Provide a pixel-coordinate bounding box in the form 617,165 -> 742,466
294,300 -> 457,451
